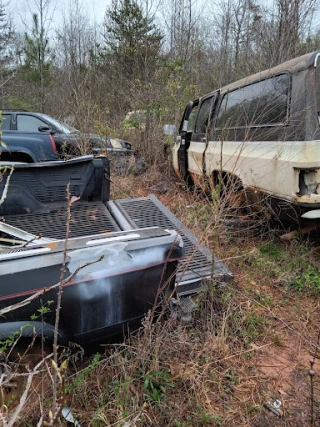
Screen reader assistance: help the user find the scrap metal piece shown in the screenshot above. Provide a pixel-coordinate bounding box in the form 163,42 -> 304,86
61,406 -> 81,426
0,221 -> 53,245
264,400 -> 283,417
110,194 -> 233,296
179,297 -> 197,322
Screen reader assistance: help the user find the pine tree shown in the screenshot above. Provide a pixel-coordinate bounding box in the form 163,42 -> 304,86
21,13 -> 54,111
103,0 -> 163,81
0,4 -> 14,73
0,3 -> 16,106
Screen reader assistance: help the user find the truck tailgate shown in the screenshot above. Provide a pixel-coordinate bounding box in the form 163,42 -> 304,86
107,195 -> 232,296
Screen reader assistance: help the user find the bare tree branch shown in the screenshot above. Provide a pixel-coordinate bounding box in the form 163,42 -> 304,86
0,166 -> 14,207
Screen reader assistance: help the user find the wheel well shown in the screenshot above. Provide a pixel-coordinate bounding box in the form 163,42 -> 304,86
0,152 -> 34,163
212,171 -> 243,193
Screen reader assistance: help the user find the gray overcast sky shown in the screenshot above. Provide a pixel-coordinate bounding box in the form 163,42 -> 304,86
12,0 -> 110,29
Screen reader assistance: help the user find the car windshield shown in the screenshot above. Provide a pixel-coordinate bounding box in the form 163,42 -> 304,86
37,113 -> 76,134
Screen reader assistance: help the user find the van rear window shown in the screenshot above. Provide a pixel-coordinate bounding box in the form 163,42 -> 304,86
187,106 -> 199,132
216,74 -> 289,129
195,97 -> 213,133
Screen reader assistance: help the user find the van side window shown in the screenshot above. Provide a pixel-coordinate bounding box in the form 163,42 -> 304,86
216,74 -> 289,129
187,106 -> 199,132
194,97 -> 213,134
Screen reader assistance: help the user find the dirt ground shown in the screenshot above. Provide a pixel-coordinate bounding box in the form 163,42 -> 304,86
110,164 -> 320,426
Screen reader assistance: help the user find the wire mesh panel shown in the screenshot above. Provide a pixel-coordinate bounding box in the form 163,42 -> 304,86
3,201 -> 120,240
113,195 -> 232,295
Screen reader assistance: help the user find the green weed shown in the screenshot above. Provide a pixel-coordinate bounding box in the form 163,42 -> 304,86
0,324 -> 33,352
242,312 -> 265,342
224,369 -> 239,385
191,404 -> 222,425
292,262 -> 320,295
30,300 -> 54,320
143,368 -> 174,407
65,352 -> 101,394
185,203 -> 213,229
0,331 -> 20,353
259,242 -> 282,259
244,403 -> 261,413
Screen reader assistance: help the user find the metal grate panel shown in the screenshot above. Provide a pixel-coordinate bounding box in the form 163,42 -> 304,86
114,195 -> 232,295
3,201 -> 120,240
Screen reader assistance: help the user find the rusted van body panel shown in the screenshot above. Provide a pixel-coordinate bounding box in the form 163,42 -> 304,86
173,51 -> 320,220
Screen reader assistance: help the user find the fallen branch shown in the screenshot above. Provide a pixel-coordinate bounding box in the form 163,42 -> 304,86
52,184 -> 70,420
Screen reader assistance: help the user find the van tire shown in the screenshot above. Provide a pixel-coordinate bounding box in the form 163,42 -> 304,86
210,171 -> 248,214
212,172 -> 243,196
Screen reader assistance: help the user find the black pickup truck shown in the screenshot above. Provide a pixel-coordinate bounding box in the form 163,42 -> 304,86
0,130 -> 58,162
0,155 -> 231,340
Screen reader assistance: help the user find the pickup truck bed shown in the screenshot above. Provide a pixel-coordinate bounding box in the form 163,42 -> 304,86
2,195 -> 231,295
0,156 -> 232,344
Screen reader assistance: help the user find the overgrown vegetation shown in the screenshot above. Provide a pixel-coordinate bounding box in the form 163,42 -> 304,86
17,169 -> 315,425
0,0 -> 319,163
1,0 -> 320,424
1,163 -> 320,425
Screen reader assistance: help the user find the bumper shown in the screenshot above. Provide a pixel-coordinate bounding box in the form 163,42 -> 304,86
295,194 -> 320,218
295,193 -> 320,206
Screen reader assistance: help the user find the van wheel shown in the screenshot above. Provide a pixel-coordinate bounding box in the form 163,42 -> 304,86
0,340 -> 52,408
210,173 -> 255,218
211,172 -> 242,200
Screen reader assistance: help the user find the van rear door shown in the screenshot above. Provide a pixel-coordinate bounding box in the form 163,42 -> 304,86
187,92 -> 218,182
173,100 -> 199,182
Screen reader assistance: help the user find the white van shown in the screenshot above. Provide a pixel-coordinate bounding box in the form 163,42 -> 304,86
172,51 -> 320,221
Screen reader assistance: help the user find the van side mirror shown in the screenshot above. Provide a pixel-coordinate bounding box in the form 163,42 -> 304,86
163,124 -> 177,136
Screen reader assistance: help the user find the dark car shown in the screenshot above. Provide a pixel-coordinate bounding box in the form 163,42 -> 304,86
1,110 -> 146,174
1,110 -> 132,156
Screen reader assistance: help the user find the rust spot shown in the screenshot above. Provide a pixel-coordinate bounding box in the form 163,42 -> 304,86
190,173 -> 205,189
47,242 -> 59,250
174,169 -> 181,179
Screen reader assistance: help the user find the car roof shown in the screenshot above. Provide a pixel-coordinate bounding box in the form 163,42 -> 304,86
1,110 -> 43,115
